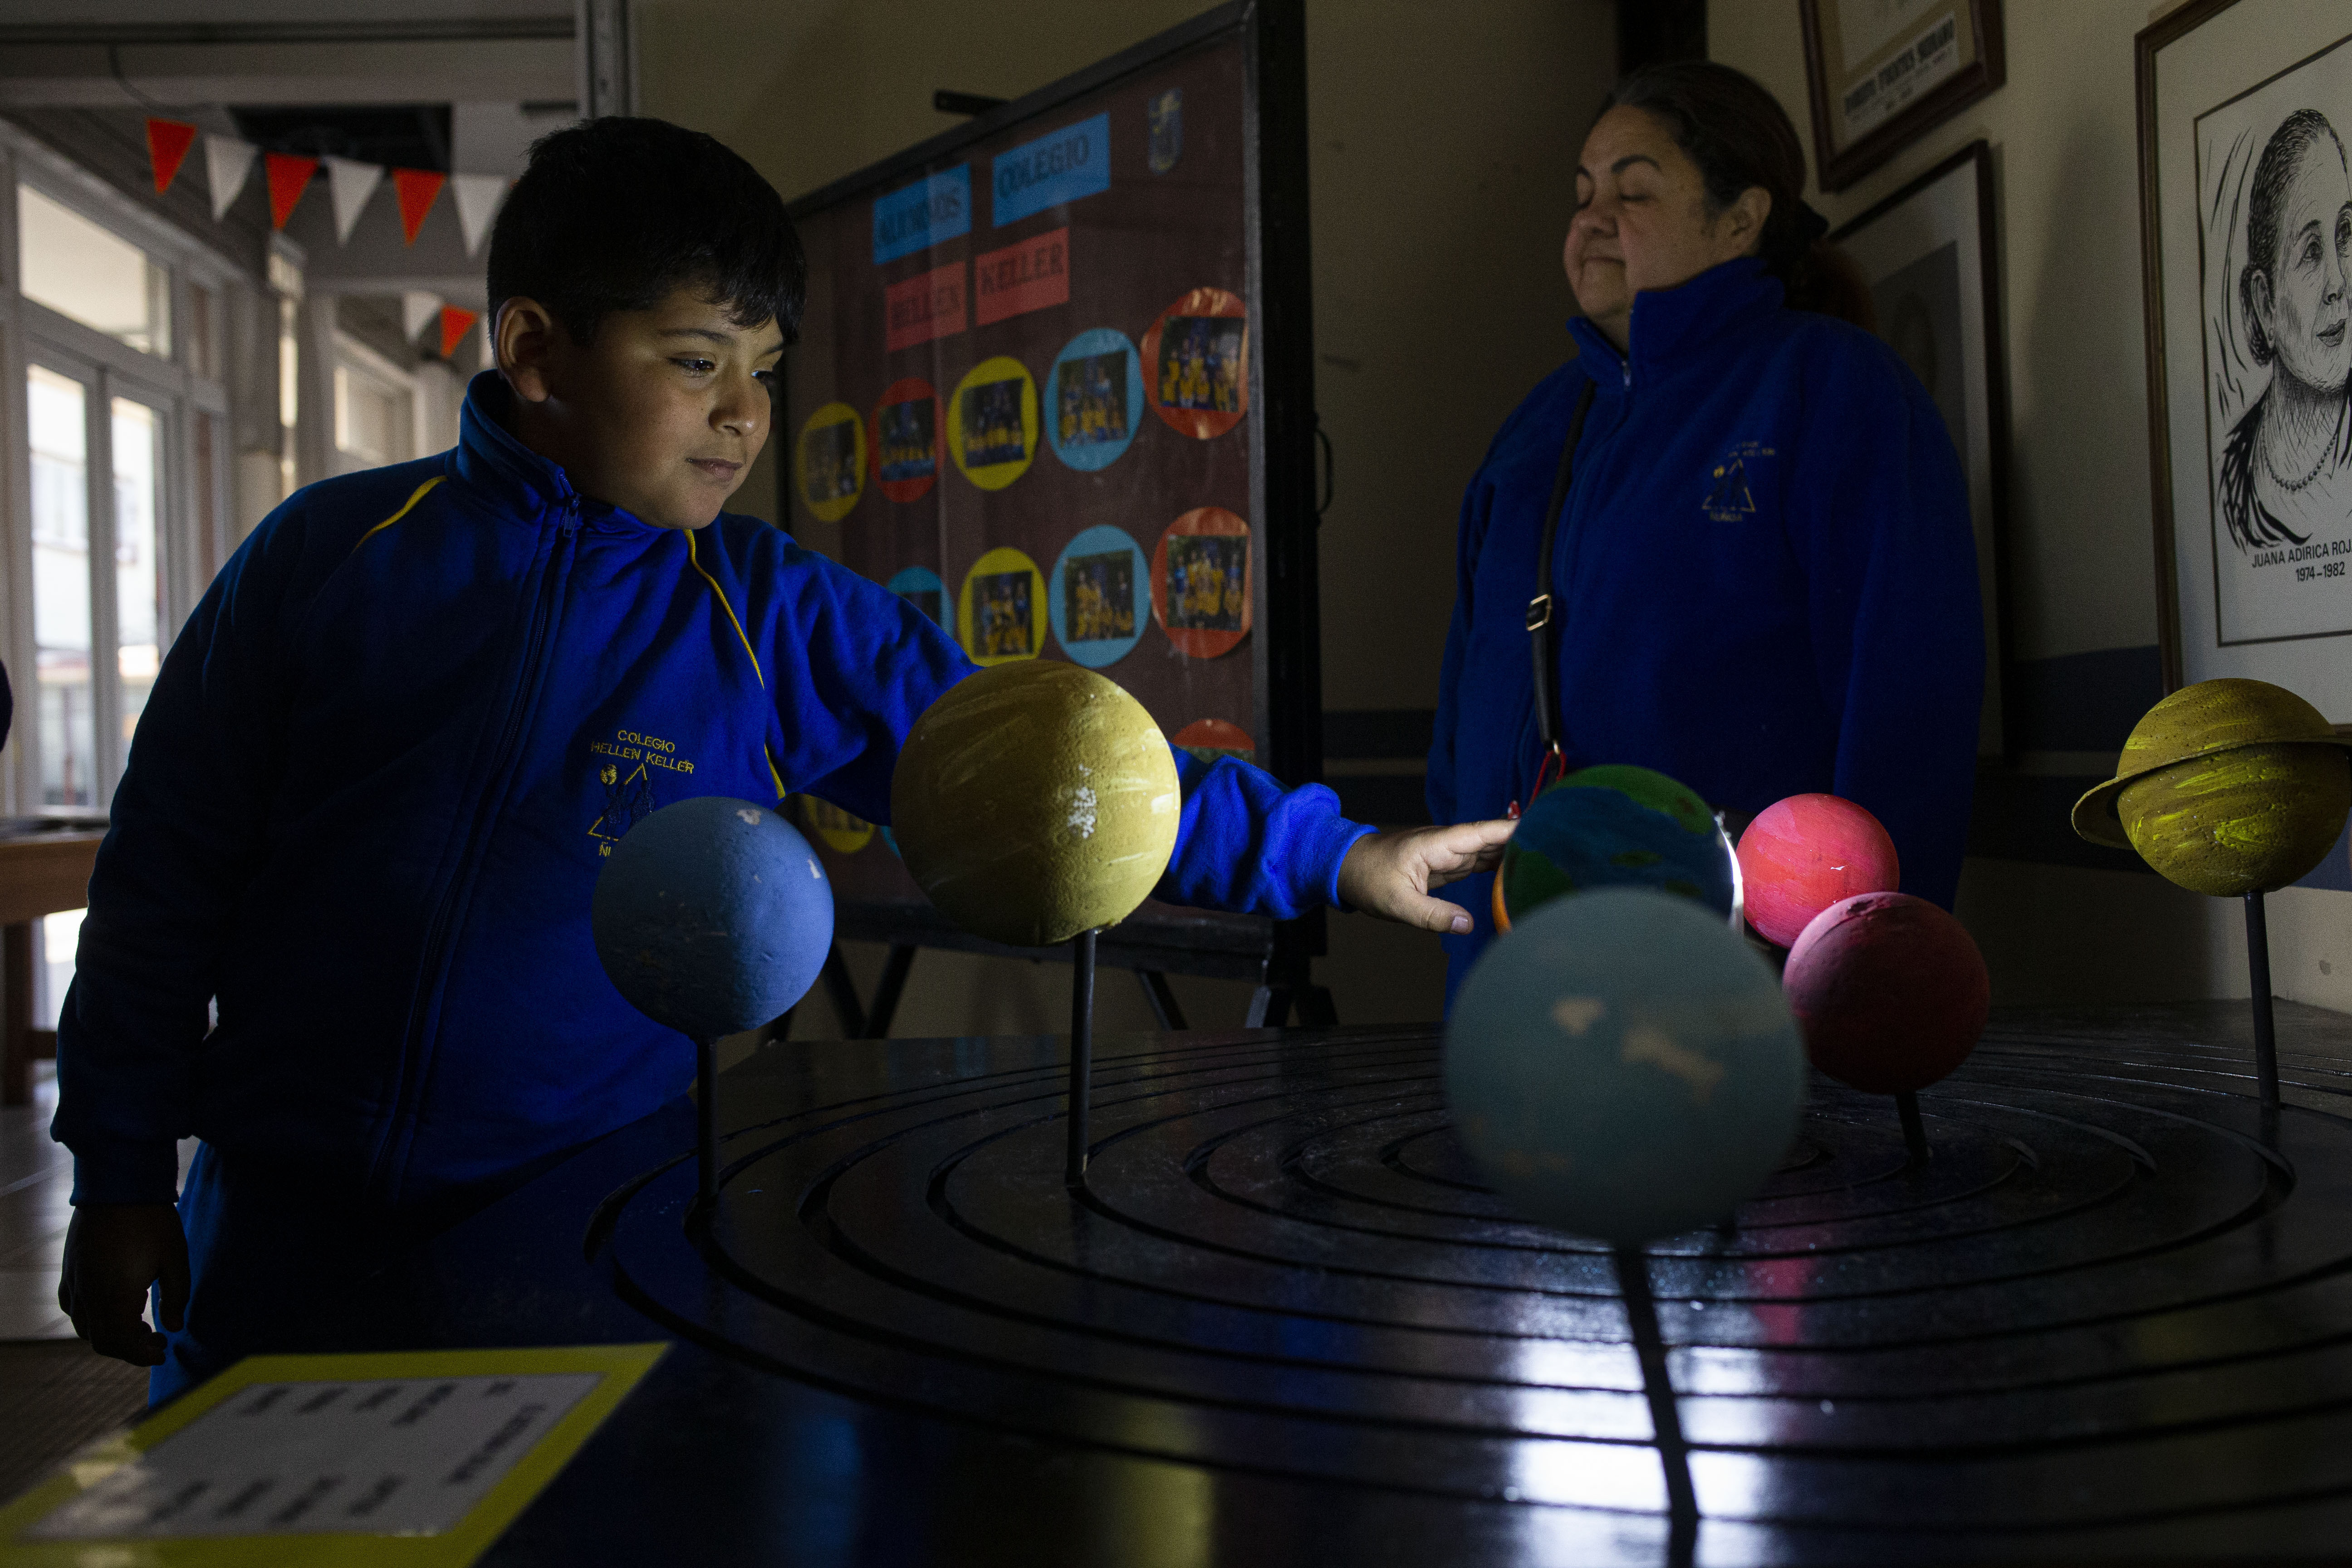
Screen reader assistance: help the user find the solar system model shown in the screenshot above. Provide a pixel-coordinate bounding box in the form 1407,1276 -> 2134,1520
2073,677 -> 2352,1102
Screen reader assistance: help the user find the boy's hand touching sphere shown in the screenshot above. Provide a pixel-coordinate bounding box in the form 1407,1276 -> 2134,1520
1336,819 -> 1517,934
59,1203 -> 188,1367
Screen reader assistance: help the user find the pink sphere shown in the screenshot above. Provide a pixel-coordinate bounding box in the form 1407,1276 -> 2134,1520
1783,892 -> 1989,1094
1737,794 -> 1901,947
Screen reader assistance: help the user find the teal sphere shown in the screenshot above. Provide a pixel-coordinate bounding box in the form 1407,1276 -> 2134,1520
1446,887 -> 1803,1244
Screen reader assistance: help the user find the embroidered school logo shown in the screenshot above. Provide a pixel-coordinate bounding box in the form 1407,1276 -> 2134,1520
1148,88 -> 1182,175
588,762 -> 656,855
1704,441 -> 1775,521
585,726 -> 698,854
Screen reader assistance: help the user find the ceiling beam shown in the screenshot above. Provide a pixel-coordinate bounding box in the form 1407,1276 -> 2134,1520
0,39 -> 576,108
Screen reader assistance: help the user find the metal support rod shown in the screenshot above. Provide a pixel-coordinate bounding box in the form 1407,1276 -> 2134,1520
2246,891 -> 2280,1107
696,1035 -> 718,1213
1613,1244 -> 1699,1565
1065,929 -> 1098,1186
1896,1088 -> 1929,1166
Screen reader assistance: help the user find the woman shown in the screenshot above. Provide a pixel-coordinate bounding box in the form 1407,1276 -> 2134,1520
2218,108 -> 2352,554
1428,62 -> 1983,1002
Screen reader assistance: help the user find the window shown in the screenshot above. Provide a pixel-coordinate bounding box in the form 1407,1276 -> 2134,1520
27,365 -> 94,807
333,335 -> 415,474
17,184 -> 170,358
10,134 -> 238,1024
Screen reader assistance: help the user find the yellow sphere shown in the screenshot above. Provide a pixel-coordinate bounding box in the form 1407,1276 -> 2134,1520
2118,741 -> 2351,896
892,662 -> 1180,946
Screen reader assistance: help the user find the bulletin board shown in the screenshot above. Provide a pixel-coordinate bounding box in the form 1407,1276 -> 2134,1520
779,0 -> 1322,982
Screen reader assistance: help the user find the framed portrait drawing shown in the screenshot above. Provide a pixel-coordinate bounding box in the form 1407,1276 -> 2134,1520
2139,1 -> 2352,711
1799,0 -> 2005,191
1829,141 -> 2011,758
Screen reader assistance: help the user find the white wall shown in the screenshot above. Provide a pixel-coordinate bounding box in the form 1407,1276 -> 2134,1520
1709,0 -> 2337,1009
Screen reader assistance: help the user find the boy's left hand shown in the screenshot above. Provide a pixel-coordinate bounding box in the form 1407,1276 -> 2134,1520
1336,820 -> 1517,934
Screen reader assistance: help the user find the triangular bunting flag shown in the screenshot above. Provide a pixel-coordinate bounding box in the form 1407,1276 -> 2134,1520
203,135 -> 258,220
449,174 -> 509,257
321,157 -> 384,244
401,291 -> 443,343
438,305 -> 481,360
264,153 -> 319,230
145,119 -> 196,195
391,168 -> 446,245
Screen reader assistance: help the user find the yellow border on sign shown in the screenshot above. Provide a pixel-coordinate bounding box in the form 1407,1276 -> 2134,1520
946,356 -> 1039,491
958,546 -> 1047,667
0,1343 -> 666,1568
794,400 -> 866,522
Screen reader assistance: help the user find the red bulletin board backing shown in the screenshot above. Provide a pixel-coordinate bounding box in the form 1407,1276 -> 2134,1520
779,0 -> 1323,984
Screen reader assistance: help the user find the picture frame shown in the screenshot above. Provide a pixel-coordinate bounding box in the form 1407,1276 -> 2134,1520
2137,0 -> 2352,710
1798,0 -> 2005,192
1829,140 -> 2012,759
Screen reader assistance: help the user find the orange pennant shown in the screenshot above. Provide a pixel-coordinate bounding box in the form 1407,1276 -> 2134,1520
438,304 -> 481,360
264,153 -> 319,230
145,119 -> 197,195
391,168 -> 446,245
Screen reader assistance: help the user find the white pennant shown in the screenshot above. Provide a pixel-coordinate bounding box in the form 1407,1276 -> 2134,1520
450,174 -> 509,257
203,135 -> 258,220
322,157 -> 384,244
401,290 -> 443,343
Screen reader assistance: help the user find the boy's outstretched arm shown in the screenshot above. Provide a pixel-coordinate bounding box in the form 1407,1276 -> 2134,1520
1335,820 -> 1517,933
1155,749 -> 1513,927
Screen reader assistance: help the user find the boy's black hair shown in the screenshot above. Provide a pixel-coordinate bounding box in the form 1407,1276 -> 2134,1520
487,116 -> 807,347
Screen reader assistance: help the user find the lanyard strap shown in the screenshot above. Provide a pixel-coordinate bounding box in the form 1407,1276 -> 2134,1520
1527,380 -> 1598,762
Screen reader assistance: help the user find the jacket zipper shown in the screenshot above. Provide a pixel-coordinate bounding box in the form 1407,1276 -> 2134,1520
369,496 -> 583,1206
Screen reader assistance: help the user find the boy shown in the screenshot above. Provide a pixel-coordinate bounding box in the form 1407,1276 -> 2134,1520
53,119 -> 1510,1400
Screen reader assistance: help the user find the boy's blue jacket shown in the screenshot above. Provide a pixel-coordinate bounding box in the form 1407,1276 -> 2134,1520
56,373 -> 1371,1212
1431,258 -> 1983,1001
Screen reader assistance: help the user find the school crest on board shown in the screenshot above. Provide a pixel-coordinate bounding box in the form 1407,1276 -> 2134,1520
1148,88 -> 1182,175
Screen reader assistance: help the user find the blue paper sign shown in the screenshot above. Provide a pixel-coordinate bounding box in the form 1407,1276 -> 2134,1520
992,113 -> 1110,226
1049,523 -> 1147,668
872,167 -> 970,265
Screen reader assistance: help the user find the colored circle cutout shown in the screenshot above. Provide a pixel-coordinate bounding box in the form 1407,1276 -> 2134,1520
1150,507 -> 1253,659
1044,328 -> 1145,472
796,794 -> 875,855
959,546 -> 1047,666
1141,288 -> 1248,439
886,566 -> 949,631
868,378 -> 941,504
948,356 -> 1039,490
1048,524 -> 1147,667
1171,719 -> 1254,765
795,402 -> 866,521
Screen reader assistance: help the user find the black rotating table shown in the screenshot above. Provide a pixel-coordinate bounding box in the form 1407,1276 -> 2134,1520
392,1003 -> 2352,1564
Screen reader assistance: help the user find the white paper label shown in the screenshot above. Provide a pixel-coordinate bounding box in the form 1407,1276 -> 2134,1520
30,1372 -> 601,1541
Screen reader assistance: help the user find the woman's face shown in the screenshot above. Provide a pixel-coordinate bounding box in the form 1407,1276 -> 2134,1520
2255,139 -> 2352,393
1564,105 -> 1768,347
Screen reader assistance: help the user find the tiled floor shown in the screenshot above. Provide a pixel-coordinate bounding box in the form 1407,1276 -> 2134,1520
0,1065 -> 73,1339
0,1065 -> 194,1341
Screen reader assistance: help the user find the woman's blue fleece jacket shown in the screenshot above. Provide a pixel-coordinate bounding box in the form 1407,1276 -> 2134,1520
54,373 -> 1372,1213
1430,258 -> 1983,1002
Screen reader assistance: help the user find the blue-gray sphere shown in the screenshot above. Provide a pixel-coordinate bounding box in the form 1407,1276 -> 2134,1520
591,796 -> 834,1041
1446,887 -> 1803,1245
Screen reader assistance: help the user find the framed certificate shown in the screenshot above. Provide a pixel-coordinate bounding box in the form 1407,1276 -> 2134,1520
1798,0 -> 2005,192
